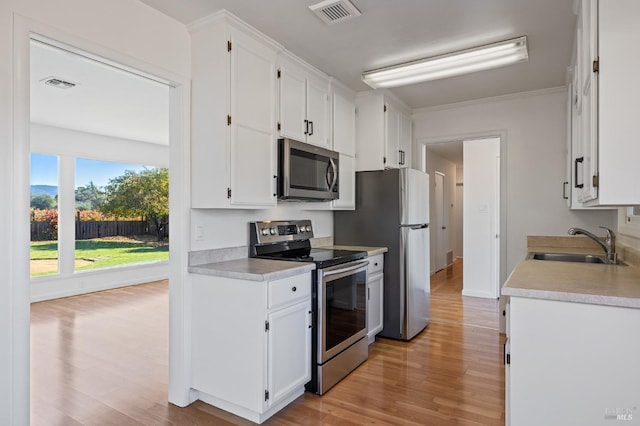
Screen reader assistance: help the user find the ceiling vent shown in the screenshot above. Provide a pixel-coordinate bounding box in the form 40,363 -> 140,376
309,0 -> 361,25
42,77 -> 77,89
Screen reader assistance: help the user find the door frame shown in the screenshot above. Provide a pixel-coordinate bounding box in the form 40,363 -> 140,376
12,15 -> 193,423
418,129 -> 507,296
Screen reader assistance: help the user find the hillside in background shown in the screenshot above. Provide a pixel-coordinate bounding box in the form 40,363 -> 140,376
31,185 -> 58,197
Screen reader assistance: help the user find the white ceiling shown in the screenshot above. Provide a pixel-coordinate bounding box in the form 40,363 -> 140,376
427,142 -> 463,167
139,0 -> 576,109
30,1 -> 576,145
30,40 -> 170,145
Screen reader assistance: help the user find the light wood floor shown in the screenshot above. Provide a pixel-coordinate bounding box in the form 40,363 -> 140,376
31,262 -> 504,425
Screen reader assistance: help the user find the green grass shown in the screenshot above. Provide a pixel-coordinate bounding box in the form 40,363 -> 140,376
30,239 -> 169,277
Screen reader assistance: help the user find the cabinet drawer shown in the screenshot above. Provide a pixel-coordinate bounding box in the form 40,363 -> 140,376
269,273 -> 310,310
367,254 -> 384,275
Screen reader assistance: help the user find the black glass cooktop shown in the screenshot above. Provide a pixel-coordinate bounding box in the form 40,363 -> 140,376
256,248 -> 367,269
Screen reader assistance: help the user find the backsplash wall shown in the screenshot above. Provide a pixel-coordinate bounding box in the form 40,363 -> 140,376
190,208 -> 333,251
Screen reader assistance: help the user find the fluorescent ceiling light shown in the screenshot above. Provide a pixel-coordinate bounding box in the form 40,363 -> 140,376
362,36 -> 529,89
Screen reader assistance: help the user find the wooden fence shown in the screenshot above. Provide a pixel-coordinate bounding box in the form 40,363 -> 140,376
30,220 -> 155,241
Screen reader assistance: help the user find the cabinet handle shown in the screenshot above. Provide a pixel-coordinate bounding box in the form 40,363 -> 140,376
374,262 -> 378,267
308,121 -> 314,136
399,150 -> 405,165
291,286 -> 297,292
368,287 -> 370,301
562,181 -> 569,200
574,157 -> 584,189
273,175 -> 277,198
304,119 -> 309,135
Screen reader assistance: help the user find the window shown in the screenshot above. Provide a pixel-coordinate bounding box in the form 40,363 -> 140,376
30,154 -> 169,279
74,159 -> 169,272
30,153 -> 59,277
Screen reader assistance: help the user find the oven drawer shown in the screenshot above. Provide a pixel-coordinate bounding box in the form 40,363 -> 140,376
367,254 -> 384,275
269,273 -> 311,310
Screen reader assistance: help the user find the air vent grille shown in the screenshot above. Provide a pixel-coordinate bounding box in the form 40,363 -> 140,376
42,77 -> 77,89
309,0 -> 361,25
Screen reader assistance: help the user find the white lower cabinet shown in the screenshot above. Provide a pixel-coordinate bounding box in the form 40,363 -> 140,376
191,272 -> 312,424
506,296 -> 640,426
366,254 -> 384,343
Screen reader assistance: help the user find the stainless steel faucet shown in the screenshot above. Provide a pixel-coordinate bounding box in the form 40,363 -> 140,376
567,226 -> 617,264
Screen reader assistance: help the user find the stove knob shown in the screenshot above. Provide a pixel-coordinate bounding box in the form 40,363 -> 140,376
261,228 -> 270,236
269,227 -> 277,235
306,225 -> 312,233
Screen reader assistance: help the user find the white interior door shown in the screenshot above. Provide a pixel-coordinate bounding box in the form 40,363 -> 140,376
462,137 -> 500,299
434,172 -> 446,271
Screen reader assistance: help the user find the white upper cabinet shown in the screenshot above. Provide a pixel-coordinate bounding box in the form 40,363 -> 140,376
399,111 -> 412,168
190,14 -> 278,208
572,0 -> 640,206
332,88 -> 356,157
385,101 -> 400,169
355,90 -> 412,171
230,30 -> 278,207
278,53 -> 331,149
332,154 -> 355,210
331,81 -> 356,210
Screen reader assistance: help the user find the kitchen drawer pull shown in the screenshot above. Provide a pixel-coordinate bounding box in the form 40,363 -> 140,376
291,286 -> 297,292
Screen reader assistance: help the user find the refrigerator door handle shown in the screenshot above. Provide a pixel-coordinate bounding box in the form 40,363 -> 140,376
400,224 -> 429,230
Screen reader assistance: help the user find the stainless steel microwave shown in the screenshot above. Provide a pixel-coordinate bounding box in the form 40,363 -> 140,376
277,138 -> 339,201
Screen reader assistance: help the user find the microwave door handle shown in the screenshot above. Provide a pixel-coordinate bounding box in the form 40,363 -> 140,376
326,158 -> 338,190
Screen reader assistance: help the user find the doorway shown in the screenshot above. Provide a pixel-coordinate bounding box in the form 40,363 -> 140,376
424,136 -> 503,300
12,17 -> 190,421
29,36 -> 171,299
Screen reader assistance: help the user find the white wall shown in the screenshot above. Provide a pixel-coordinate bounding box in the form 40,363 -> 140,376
191,208 -> 333,251
1,1 -> 190,424
425,150 -> 456,273
463,138 -> 500,298
413,88 -> 617,281
455,167 -> 464,259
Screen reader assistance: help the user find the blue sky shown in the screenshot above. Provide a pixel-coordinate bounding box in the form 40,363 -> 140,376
30,153 -> 147,188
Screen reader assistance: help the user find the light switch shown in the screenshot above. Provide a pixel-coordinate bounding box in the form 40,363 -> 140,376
195,225 -> 205,241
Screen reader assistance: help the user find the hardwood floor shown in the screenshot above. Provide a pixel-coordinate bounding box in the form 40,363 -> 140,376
430,259 -> 500,330
31,266 -> 504,425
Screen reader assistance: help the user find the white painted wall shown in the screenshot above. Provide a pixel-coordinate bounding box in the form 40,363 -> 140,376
463,138 -> 500,298
414,89 -> 618,331
455,167 -> 464,259
413,89 -> 617,282
2,1 -> 190,424
425,150 -> 456,273
191,208 -> 333,251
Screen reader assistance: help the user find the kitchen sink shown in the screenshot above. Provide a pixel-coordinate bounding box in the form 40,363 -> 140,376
528,252 -> 625,265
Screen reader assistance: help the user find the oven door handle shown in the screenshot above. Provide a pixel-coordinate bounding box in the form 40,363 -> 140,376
322,260 -> 369,278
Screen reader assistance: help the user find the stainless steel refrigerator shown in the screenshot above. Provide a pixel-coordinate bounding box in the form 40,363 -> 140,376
334,168 -> 430,340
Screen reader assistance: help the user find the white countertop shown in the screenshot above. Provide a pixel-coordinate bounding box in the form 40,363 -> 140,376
188,258 -> 315,282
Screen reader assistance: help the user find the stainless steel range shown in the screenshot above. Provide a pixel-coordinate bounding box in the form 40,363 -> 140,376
249,220 -> 369,395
